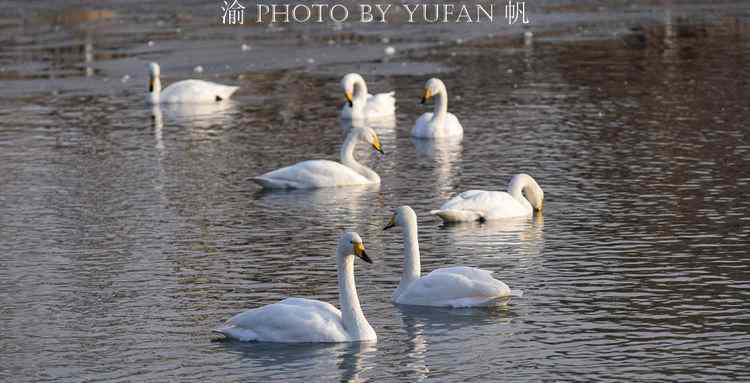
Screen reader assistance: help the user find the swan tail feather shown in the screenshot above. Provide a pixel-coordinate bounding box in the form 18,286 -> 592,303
213,325 -> 258,342
251,176 -> 288,189
216,86 -> 240,101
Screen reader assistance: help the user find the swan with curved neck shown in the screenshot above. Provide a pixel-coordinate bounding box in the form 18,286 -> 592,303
214,231 -> 377,342
147,62 -> 239,104
341,73 -> 396,121
252,127 -> 384,189
384,206 -> 522,307
432,173 -> 544,223
412,78 -> 463,138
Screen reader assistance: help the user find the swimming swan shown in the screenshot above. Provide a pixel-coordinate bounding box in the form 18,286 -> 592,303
341,73 -> 396,121
412,78 -> 463,138
252,127 -> 384,189
147,62 -> 239,104
214,232 -> 377,342
384,206 -> 522,307
432,173 -> 544,223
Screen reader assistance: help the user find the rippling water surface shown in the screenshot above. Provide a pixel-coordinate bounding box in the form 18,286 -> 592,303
2,1 -> 750,382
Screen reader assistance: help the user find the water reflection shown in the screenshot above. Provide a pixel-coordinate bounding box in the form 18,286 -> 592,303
395,304 -> 517,380
412,136 -> 463,196
219,340 -> 377,382
151,105 -> 165,152
159,101 -> 239,131
254,186 -> 383,229
441,214 -> 544,258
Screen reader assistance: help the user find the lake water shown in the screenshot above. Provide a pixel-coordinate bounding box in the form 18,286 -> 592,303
1,1 -> 750,382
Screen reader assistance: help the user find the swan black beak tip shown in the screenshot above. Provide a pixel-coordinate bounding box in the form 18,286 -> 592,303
360,251 -> 373,264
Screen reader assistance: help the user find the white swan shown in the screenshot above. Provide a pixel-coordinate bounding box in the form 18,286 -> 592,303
412,78 -> 463,138
147,62 -> 239,104
214,232 -> 377,342
432,173 -> 544,223
340,73 -> 396,121
252,127 -> 384,189
384,206 -> 523,307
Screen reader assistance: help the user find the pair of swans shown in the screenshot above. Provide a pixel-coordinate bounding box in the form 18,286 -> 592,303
214,206 -> 522,343
340,74 -> 463,138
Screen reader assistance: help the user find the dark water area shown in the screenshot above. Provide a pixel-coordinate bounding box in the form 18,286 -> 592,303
1,1 -> 749,382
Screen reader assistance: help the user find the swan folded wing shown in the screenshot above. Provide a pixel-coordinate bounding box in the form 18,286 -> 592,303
254,160 -> 370,189
161,80 -> 238,103
398,268 -> 511,307
440,190 -> 518,214
215,298 -> 348,342
366,92 -> 396,117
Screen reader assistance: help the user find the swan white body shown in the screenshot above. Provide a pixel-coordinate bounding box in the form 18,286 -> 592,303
214,232 -> 377,343
432,173 -> 544,223
147,62 -> 238,104
385,206 -> 522,307
341,73 -> 396,121
253,127 -> 383,189
412,78 -> 463,138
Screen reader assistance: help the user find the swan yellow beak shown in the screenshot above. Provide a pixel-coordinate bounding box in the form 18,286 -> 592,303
353,241 -> 372,263
345,91 -> 353,107
371,134 -> 384,155
383,215 -> 396,230
149,78 -> 154,93
535,201 -> 543,212
421,88 -> 432,104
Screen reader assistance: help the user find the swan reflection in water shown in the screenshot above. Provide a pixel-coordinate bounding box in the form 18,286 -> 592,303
440,214 -> 545,259
253,185 -> 385,232
217,339 -> 377,382
393,304 -> 518,380
150,101 -> 240,141
412,136 -> 463,195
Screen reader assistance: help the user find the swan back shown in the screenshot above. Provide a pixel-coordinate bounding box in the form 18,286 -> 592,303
508,173 -> 544,211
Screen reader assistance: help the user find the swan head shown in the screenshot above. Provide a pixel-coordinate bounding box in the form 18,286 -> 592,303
383,206 -> 417,230
351,127 -> 384,155
512,173 -> 544,211
341,73 -> 365,107
421,78 -> 445,104
527,184 -> 544,212
339,231 -> 372,264
148,62 -> 160,78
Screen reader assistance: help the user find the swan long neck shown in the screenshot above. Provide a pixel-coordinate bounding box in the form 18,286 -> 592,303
509,175 -> 527,201
340,130 -> 380,183
397,216 -> 421,292
350,78 -> 368,117
149,75 -> 162,102
508,174 -> 543,210
354,78 -> 368,101
336,247 -> 371,338
430,83 -> 448,125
